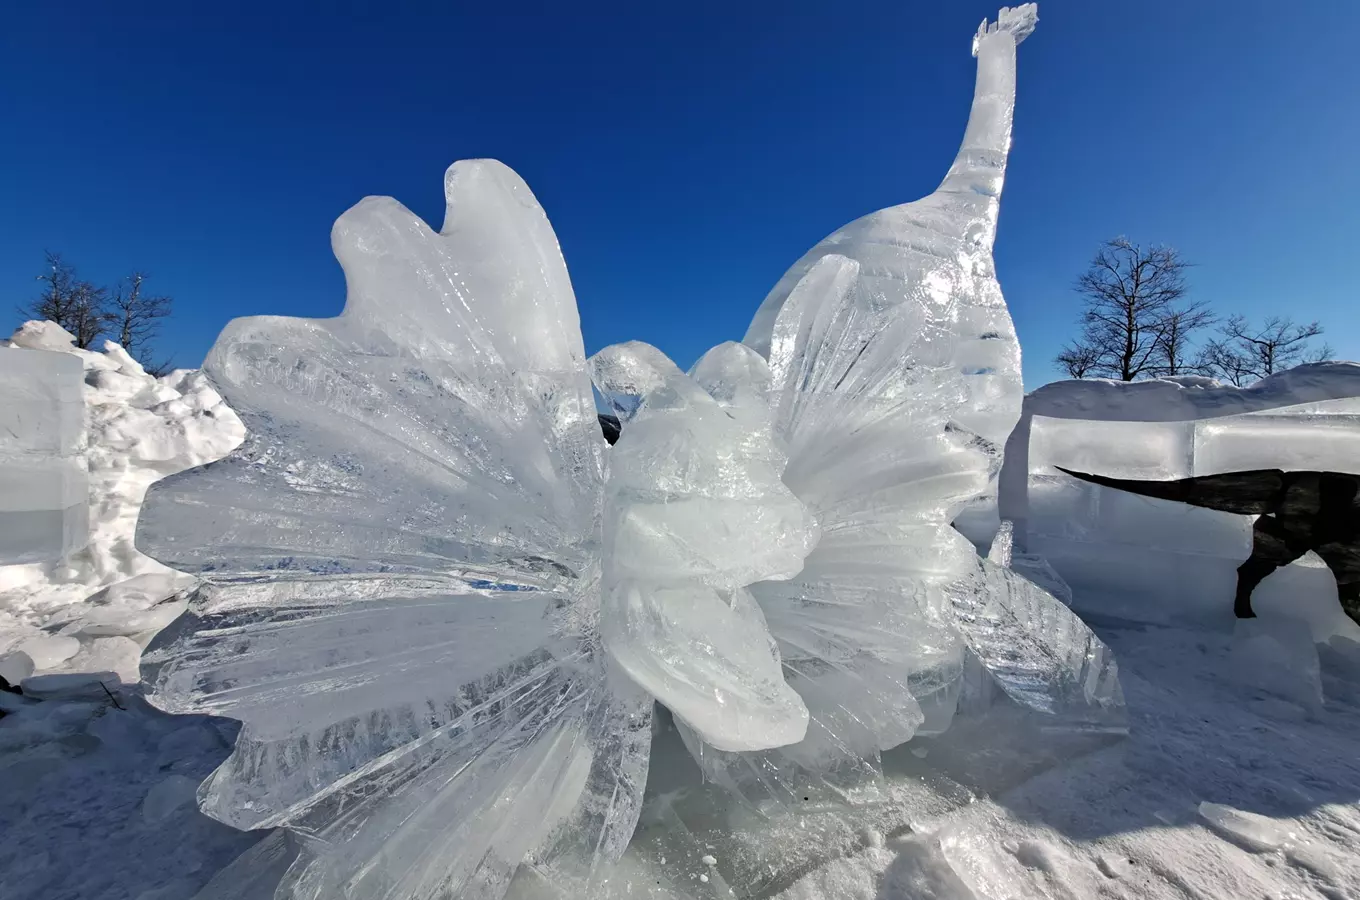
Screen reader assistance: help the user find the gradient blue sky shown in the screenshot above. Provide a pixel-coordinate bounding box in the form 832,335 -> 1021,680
2,0 -> 1356,388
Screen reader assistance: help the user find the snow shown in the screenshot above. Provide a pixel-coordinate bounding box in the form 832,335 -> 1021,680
0,322 -> 244,687
769,620 -> 1360,900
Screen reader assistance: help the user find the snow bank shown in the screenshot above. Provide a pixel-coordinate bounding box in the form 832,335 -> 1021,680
0,321 -> 244,684
997,364 -> 1360,642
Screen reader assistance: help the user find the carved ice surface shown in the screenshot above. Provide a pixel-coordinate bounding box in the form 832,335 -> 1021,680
134,4 -> 1126,895
0,340 -> 88,563
628,2 -> 1120,802
138,160 -> 655,900
591,341 -> 817,753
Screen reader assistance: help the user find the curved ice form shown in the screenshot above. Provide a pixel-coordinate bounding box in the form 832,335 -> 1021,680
744,4 -> 1035,454
673,3 -> 1122,798
590,341 -> 817,752
138,161 -> 653,900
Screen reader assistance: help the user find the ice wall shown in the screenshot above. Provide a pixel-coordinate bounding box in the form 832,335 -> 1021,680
0,343 -> 87,563
1001,364 -> 1360,638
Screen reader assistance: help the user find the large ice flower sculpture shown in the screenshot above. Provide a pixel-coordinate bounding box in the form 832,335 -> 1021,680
137,160 -> 816,900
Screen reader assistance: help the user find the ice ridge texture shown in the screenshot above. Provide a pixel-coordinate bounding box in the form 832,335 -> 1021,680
0,343 -> 88,563
139,161 -> 654,900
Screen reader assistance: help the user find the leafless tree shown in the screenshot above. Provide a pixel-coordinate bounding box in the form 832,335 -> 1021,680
1055,342 -> 1101,379
1055,238 -> 1207,381
16,254 -> 175,367
1202,315 -> 1331,386
21,252 -> 111,348
1154,305 -> 1216,376
107,272 -> 174,368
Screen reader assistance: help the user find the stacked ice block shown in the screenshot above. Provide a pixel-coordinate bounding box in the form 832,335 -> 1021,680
998,364 -> 1360,634
0,346 -> 88,563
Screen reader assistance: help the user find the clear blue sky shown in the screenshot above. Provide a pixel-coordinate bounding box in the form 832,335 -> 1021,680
2,0 -> 1356,388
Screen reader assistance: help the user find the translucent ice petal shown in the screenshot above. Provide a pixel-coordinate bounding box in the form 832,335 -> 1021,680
590,342 -> 816,752
140,159 -> 605,581
137,161 -> 647,900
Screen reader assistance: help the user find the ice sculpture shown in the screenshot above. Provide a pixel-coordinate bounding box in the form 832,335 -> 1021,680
591,341 -> 817,752
135,5 -> 1126,895
137,160 -> 830,900
1000,364 -> 1360,638
0,340 -> 88,563
138,161 -> 656,900
626,1 -> 1120,799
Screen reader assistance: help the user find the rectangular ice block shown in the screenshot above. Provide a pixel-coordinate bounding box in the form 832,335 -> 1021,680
0,347 -> 88,563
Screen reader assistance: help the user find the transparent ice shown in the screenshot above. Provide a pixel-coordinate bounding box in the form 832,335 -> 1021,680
136,4 -> 1125,897
0,340 -> 88,563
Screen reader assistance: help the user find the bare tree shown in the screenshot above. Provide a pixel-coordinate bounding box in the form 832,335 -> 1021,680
1202,315 -> 1331,386
1055,342 -> 1100,379
21,252 -> 111,348
1055,238 -> 1205,381
16,254 -> 175,366
1154,305 -> 1216,376
107,272 -> 173,368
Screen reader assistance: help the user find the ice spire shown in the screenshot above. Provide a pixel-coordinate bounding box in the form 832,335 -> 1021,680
743,4 -> 1037,453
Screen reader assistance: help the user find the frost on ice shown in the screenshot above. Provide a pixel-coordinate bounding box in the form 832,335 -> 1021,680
134,4 -> 1125,897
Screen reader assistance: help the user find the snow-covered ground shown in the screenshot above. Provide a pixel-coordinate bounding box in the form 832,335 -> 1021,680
4,610 -> 1358,900
777,618 -> 1360,900
3,322 -> 1359,900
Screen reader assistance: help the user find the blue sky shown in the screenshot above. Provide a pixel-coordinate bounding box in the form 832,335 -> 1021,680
2,0 -> 1356,389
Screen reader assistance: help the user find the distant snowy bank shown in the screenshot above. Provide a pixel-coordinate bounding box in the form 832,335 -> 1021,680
0,320 -> 244,687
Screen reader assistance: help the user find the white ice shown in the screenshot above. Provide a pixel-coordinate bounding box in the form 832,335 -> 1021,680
591,340 -> 816,752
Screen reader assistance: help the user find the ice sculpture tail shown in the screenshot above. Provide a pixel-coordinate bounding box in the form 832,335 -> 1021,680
1056,466 -> 1286,516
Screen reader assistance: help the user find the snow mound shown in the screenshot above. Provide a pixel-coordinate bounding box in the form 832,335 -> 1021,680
0,321 -> 245,683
